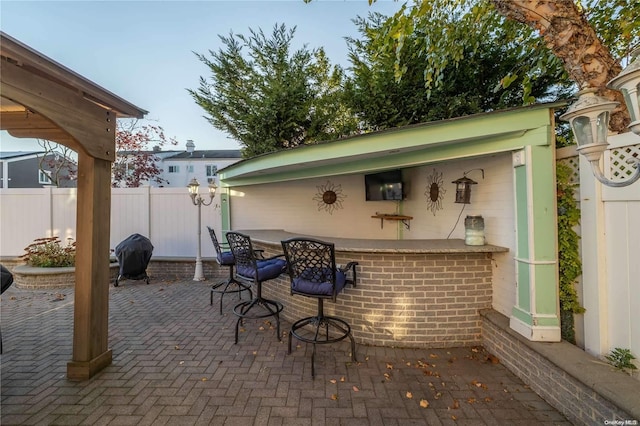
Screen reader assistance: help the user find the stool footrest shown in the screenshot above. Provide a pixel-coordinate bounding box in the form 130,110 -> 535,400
290,316 -> 352,345
210,278 -> 253,315
233,297 -> 283,343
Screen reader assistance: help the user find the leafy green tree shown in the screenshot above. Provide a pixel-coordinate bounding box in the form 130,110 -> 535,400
190,24 -> 358,157
345,12 -> 573,130
360,0 -> 639,132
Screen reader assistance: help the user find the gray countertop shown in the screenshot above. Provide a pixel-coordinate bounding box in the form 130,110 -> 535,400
234,229 -> 509,254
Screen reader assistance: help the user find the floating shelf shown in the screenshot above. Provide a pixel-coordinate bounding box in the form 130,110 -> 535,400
371,214 -> 413,230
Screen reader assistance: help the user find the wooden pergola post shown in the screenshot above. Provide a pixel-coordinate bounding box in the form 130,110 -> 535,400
66,153 -> 113,380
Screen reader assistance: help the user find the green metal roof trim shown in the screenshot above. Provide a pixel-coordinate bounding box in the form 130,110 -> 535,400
219,101 -> 566,187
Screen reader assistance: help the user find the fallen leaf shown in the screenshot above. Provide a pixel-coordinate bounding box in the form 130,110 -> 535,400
406,391 -> 413,399
201,377 -> 207,382
340,376 -> 345,382
253,351 -> 257,356
484,397 -> 492,402
419,399 -> 429,408
330,394 -> 338,400
383,373 -> 391,380
179,361 -> 184,365
471,347 -> 479,353
434,391 -> 442,399
451,415 -> 457,420
352,386 -> 359,392
174,345 -> 180,350
386,363 -> 394,369
429,353 -> 438,359
467,398 -> 476,404
330,379 -> 337,384
487,354 -> 500,364
449,400 -> 460,409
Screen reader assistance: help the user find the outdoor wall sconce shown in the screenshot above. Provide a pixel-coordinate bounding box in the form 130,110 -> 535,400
187,178 -> 217,281
452,169 -> 484,204
560,50 -> 640,187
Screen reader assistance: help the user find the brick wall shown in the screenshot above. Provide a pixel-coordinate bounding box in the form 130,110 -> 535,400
3,258 -> 224,289
481,309 -> 637,425
255,242 -> 493,348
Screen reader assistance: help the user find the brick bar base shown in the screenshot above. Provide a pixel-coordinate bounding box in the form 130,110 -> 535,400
255,243 -> 493,348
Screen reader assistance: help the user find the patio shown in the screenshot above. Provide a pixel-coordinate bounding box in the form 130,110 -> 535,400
0,278 -> 570,425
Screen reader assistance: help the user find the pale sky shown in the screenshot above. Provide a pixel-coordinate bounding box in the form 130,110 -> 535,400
0,0 -> 405,152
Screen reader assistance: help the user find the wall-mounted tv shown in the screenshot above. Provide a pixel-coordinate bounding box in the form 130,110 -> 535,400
365,170 -> 404,201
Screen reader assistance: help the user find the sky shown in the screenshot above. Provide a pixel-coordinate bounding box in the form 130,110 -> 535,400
0,0 -> 405,152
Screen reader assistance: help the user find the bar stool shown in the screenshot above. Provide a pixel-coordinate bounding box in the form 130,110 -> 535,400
281,237 -> 358,378
206,227 -> 253,314
226,231 -> 287,343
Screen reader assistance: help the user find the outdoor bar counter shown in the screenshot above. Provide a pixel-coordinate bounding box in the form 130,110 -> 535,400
238,229 -> 509,349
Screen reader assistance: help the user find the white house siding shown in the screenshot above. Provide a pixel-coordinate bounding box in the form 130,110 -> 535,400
227,152 -> 517,317
159,158 -> 240,188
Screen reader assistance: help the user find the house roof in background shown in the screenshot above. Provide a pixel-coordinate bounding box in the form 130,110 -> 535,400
0,151 -> 44,160
165,150 -> 242,160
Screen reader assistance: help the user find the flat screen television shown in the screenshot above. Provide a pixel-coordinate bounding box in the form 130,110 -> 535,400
365,170 -> 404,201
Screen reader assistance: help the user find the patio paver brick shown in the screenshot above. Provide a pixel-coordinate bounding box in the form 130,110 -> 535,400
1,279 -> 573,425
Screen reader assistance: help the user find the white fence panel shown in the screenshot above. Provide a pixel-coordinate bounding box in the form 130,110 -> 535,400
51,188 -> 78,243
111,188 -> 151,251
605,201 -> 640,359
1,188 -> 54,256
0,187 -> 223,259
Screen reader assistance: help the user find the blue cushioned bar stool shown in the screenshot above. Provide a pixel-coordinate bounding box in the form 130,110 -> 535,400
226,231 -> 287,343
207,227 -> 253,314
281,237 -> 358,378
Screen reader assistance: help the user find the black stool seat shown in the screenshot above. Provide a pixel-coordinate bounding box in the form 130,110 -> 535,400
226,232 -> 287,343
281,237 -> 358,378
207,227 -> 253,314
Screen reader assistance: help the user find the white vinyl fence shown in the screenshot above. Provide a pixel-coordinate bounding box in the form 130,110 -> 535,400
0,187 -> 223,259
558,132 -> 640,368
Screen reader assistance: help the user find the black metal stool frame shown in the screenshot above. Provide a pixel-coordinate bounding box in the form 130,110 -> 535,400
226,231 -> 286,343
207,227 -> 253,314
281,237 -> 358,378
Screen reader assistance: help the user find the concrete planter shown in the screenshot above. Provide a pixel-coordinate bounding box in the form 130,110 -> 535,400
13,263 -> 119,289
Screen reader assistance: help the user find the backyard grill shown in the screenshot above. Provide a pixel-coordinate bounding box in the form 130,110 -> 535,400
114,234 -> 153,287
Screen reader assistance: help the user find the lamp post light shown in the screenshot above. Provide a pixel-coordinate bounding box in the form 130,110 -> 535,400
560,50 -> 640,187
188,178 -> 217,281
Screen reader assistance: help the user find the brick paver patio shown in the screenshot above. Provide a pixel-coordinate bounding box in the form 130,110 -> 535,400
1,278 -> 572,425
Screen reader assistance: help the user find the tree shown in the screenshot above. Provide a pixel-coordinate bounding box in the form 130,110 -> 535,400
189,23 -> 359,158
362,0 -> 639,132
345,12 -> 573,130
112,120 -> 178,188
36,140 -> 77,187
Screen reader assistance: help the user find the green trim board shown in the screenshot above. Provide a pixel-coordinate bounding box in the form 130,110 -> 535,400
219,102 -> 565,187
510,144 -> 561,339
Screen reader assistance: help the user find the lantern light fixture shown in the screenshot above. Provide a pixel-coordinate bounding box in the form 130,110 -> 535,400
452,168 -> 484,204
187,178 -> 217,281
560,50 -> 640,187
607,48 -> 640,135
